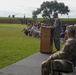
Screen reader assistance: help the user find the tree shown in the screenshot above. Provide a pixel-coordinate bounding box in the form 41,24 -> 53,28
32,10 -> 37,19
32,0 -> 70,24
8,15 -> 11,18
12,15 -> 15,18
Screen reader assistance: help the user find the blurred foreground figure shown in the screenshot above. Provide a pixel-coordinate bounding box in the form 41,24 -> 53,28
41,25 -> 76,75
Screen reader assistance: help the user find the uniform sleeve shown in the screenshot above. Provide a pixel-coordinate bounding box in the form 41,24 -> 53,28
51,40 -> 74,60
50,18 -> 61,29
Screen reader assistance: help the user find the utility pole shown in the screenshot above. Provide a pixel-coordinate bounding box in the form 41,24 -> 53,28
24,14 -> 25,24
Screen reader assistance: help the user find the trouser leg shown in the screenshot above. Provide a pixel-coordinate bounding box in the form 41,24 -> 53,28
50,29 -> 54,46
54,35 -> 60,51
41,61 -> 62,75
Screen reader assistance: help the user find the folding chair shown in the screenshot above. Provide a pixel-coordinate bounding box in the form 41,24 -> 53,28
51,59 -> 75,75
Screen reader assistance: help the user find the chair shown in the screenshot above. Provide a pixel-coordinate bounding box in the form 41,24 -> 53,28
51,59 -> 75,75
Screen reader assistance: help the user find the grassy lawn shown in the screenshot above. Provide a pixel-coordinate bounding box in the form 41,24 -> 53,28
0,24 -> 40,69
0,24 -> 63,69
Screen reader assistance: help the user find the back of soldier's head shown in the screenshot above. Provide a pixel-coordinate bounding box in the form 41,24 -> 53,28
66,25 -> 76,37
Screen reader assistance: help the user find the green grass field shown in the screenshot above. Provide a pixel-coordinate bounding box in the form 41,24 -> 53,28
0,17 -> 76,21
0,24 -> 40,69
0,24 -> 63,69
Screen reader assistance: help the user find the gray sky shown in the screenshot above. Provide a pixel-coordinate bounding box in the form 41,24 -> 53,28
0,0 -> 76,18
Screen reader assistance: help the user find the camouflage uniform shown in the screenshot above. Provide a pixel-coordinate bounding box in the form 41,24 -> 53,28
51,18 -> 62,51
41,26 -> 76,75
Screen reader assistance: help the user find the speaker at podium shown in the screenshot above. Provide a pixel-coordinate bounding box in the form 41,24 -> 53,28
40,26 -> 53,53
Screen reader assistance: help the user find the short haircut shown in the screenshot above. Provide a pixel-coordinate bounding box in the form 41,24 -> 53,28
53,12 -> 58,16
66,25 -> 76,37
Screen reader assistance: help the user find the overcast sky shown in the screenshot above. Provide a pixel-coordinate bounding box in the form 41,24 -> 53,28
0,0 -> 76,18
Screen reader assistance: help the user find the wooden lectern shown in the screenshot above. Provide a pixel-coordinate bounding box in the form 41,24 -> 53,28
40,26 -> 53,53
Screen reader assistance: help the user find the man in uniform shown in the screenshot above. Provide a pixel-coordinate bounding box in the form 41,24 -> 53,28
50,12 -> 62,51
41,25 -> 76,75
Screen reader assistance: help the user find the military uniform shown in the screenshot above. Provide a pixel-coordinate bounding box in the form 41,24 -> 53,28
41,26 -> 76,75
51,18 -> 62,51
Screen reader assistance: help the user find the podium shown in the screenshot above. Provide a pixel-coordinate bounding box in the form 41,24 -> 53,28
40,26 -> 53,53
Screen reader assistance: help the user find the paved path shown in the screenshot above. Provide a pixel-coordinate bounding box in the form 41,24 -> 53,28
0,52 -> 76,75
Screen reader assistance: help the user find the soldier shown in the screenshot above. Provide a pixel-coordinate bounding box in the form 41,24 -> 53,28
41,25 -> 76,75
50,12 -> 62,51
